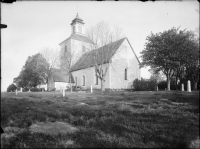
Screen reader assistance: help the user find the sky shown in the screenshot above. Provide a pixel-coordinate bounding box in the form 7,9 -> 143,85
1,1 -> 199,92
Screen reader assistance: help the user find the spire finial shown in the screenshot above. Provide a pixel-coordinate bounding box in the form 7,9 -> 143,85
76,6 -> 79,19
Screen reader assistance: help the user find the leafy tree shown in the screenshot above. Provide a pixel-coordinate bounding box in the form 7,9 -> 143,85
173,30 -> 199,90
14,53 -> 49,88
140,27 -> 199,91
7,83 -> 17,92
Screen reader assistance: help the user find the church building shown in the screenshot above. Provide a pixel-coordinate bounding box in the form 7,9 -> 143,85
50,13 -> 141,91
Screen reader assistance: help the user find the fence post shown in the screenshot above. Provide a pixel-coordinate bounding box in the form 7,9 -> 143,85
91,85 -> 93,93
15,89 -> 17,95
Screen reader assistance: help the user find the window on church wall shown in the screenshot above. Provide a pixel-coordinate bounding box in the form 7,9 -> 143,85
82,75 -> 85,86
75,77 -> 77,86
125,68 -> 128,80
95,74 -> 98,85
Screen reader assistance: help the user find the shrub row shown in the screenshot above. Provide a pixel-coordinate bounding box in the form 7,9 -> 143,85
22,88 -> 44,92
133,79 -> 199,91
132,78 -> 156,91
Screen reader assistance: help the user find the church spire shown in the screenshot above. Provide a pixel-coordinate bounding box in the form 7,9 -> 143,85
70,13 -> 85,35
76,13 -> 80,19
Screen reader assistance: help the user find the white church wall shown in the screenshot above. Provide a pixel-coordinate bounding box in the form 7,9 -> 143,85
54,82 -> 69,91
71,39 -> 92,64
110,39 -> 141,89
71,64 -> 110,90
60,40 -> 71,55
37,84 -> 47,91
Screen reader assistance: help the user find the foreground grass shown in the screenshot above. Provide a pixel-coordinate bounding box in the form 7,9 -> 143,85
1,91 -> 199,148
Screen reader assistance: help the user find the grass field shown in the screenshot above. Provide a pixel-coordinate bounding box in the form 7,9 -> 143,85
1,91 -> 199,148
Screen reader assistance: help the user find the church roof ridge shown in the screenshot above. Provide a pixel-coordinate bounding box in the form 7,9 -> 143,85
59,34 -> 94,45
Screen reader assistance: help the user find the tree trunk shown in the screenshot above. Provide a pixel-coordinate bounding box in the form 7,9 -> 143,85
69,74 -> 72,93
175,75 -> 178,90
167,78 -> 170,91
101,79 -> 105,91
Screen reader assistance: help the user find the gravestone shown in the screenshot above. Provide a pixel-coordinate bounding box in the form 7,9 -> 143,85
91,85 -> 93,93
187,80 -> 191,92
181,83 -> 184,91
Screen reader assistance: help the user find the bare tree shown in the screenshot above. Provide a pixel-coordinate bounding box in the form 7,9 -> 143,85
40,47 -> 60,91
86,21 -> 124,91
60,43 -> 77,92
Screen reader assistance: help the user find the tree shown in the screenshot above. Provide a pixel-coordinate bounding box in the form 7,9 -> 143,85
140,27 -> 199,91
40,47 -> 60,90
86,21 -> 124,91
14,53 -> 49,88
184,57 -> 199,90
174,30 -> 199,90
149,68 -> 165,90
7,83 -> 17,92
60,43 -> 77,92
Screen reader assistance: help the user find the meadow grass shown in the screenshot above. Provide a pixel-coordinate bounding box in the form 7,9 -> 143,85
1,91 -> 199,148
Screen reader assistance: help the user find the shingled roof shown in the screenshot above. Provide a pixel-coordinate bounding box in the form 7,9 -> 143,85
59,34 -> 94,45
70,38 -> 126,72
51,68 -> 75,83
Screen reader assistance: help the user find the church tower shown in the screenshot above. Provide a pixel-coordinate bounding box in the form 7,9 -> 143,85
59,13 -> 94,72
70,13 -> 85,35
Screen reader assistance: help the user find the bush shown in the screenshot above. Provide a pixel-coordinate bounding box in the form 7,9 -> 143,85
30,88 -> 42,92
157,81 -> 167,90
72,86 -> 82,91
22,88 -> 29,92
7,84 -> 17,92
158,81 -> 180,90
132,78 -> 156,91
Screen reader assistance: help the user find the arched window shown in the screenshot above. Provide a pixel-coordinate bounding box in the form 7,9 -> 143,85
95,74 -> 98,85
75,77 -> 77,87
125,68 -> 128,80
82,75 -> 85,86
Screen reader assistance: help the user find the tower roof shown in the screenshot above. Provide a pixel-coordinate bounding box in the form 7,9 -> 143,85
70,13 -> 85,25
59,34 -> 94,45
